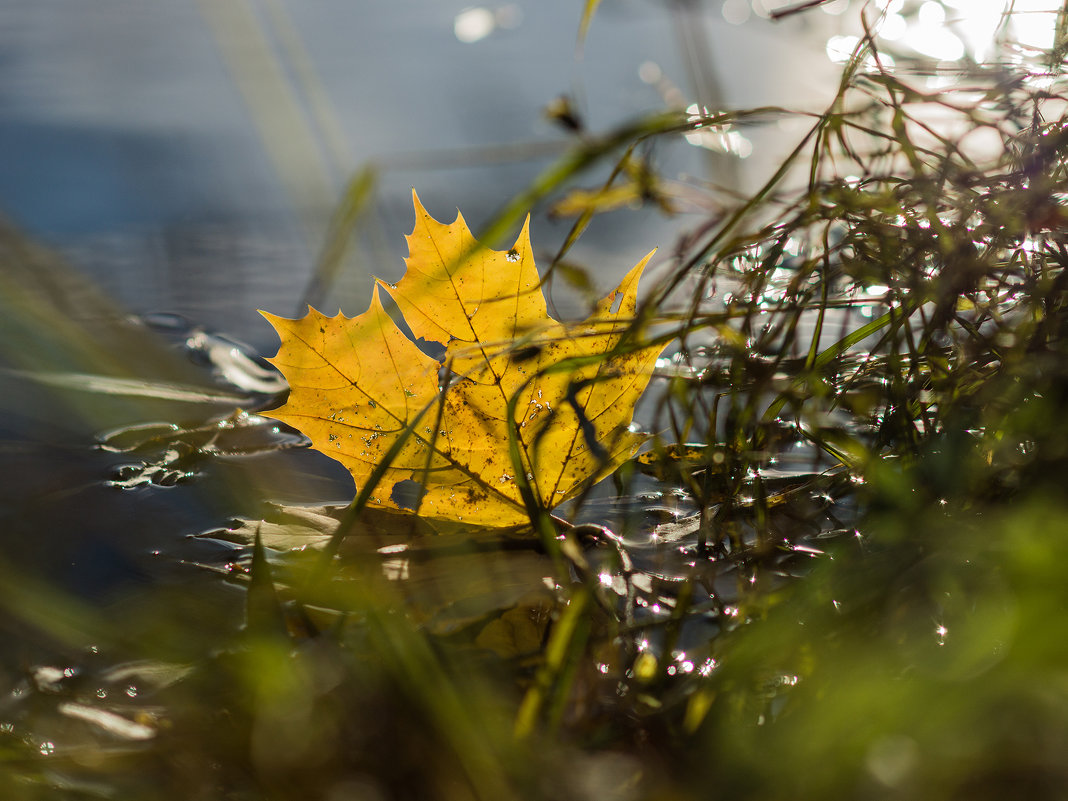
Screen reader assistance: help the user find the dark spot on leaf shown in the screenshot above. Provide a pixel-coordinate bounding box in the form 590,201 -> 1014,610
391,479 -> 427,511
511,344 -> 542,363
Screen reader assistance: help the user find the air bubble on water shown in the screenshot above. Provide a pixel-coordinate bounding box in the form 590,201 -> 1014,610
125,686 -> 138,698
39,742 -> 55,756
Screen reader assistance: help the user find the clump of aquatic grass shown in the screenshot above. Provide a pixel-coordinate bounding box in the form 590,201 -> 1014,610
262,18 -> 1068,796
599,19 -> 1068,801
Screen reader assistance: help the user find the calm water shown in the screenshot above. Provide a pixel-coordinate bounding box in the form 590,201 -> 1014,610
0,0 -> 840,347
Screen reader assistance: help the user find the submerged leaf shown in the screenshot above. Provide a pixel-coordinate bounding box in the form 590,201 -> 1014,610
260,191 -> 664,526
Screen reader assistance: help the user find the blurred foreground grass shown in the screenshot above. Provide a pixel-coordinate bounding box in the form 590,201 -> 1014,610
3,5 -> 1068,800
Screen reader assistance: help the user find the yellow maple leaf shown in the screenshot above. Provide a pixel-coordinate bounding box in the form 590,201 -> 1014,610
260,191 -> 664,527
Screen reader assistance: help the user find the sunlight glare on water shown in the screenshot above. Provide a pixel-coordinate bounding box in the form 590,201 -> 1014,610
721,0 -> 751,26
821,0 -> 1062,73
684,104 -> 753,159
843,0 -> 1063,64
453,5 -> 522,44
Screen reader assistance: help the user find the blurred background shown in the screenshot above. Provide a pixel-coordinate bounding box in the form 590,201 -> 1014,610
6,0 -> 1062,328
3,0 -> 1056,346
0,0 -> 855,350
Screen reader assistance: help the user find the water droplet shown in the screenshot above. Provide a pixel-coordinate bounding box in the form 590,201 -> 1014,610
506,249 -> 520,262
368,400 -> 377,409
39,741 -> 55,756
125,686 -> 138,698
